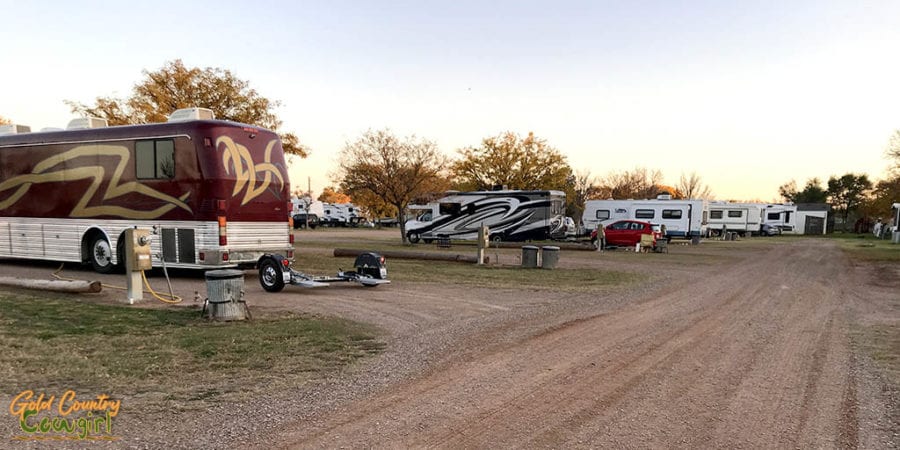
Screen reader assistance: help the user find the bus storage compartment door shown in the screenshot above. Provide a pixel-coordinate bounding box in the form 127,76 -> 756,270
125,228 -> 152,271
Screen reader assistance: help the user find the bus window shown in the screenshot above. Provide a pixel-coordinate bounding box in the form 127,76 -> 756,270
136,139 -> 175,179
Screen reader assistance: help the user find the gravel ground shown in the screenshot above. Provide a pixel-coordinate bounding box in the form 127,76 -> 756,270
0,236 -> 897,448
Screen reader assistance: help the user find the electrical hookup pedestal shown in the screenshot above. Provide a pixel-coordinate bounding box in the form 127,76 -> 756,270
124,228 -> 152,304
477,225 -> 489,265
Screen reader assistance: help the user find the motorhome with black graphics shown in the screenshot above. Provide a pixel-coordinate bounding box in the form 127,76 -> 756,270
404,190 -> 566,243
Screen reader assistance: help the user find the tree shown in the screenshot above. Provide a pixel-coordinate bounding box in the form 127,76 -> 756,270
675,171 -> 712,200
827,173 -> 872,231
564,170 -> 601,224
0,115 -> 10,125
596,167 -> 664,200
451,132 -> 572,191
887,130 -> 900,174
337,129 -> 450,244
779,178 -> 827,203
868,175 -> 900,222
351,189 -> 398,221
317,186 -> 352,204
67,59 -> 307,157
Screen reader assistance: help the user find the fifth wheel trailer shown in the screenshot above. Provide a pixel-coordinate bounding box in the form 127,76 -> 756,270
707,202 -> 765,236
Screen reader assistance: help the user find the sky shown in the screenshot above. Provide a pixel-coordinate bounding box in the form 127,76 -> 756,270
2,0 -> 899,201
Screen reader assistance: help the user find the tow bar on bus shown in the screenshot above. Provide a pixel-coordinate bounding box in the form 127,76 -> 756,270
257,252 -> 390,293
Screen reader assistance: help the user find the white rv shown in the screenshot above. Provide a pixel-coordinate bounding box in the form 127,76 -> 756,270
583,198 -> 708,239
321,203 -> 359,227
707,202 -> 764,236
405,190 -> 566,243
762,204 -> 798,234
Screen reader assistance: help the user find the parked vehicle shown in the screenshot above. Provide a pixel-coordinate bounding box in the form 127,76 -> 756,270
591,219 -> 661,248
551,216 -> 577,240
404,190 -> 566,243
762,203 -> 798,234
292,213 -> 320,229
0,108 -> 293,273
760,223 -> 781,236
321,203 -> 359,227
707,202 -> 764,236
583,197 -> 707,239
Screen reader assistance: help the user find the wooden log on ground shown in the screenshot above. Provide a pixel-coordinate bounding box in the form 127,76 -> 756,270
333,248 -> 484,263
0,277 -> 102,293
438,240 -> 594,251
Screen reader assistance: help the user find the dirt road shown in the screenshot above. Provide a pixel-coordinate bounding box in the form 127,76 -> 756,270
270,239 -> 892,448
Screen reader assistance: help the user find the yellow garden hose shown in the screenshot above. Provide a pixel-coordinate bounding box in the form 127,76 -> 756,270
52,264 -> 182,304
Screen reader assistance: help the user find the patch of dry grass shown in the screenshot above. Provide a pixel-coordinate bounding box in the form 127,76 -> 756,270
0,292 -> 383,411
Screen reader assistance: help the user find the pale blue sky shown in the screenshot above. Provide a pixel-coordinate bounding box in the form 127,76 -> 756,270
2,0 -> 899,200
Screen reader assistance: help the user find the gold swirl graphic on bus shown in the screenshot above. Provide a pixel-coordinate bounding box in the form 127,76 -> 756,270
0,145 -> 191,219
218,137 -> 285,206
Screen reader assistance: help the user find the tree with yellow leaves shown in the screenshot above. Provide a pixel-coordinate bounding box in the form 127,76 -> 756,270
451,131 -> 572,192
337,129 -> 449,244
66,60 -> 307,157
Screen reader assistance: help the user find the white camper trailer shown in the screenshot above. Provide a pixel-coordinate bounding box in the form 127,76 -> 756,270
707,202 -> 765,236
762,204 -> 798,234
583,198 -> 708,239
321,203 -> 359,227
404,190 -> 566,243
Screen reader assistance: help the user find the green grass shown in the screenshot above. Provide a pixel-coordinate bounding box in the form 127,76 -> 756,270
827,232 -> 900,262
0,292 -> 383,411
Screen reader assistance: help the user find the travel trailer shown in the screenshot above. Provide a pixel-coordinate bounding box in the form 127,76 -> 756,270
321,203 -> 359,227
0,108 -> 293,273
583,198 -> 708,239
707,202 -> 765,236
762,204 -> 798,234
404,190 -> 566,243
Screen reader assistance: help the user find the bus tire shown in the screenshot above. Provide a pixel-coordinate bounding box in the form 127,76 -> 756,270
89,234 -> 115,274
116,234 -> 127,273
491,234 -> 503,243
408,232 -> 420,244
258,258 -> 286,293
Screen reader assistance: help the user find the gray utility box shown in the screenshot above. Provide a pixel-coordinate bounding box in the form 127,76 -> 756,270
522,245 -> 539,268
541,246 -> 560,269
205,269 -> 248,321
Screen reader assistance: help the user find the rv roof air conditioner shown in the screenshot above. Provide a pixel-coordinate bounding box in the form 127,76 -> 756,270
167,107 -> 215,122
0,124 -> 31,135
66,117 -> 108,130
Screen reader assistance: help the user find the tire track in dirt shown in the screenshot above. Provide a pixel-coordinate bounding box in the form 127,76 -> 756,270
276,240 -> 862,448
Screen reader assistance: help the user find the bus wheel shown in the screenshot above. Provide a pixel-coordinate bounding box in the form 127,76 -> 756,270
491,235 -> 503,243
89,235 -> 115,274
258,258 -> 286,293
408,232 -> 420,244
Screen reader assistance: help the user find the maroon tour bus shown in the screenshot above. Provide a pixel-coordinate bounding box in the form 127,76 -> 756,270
0,110 -> 293,273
